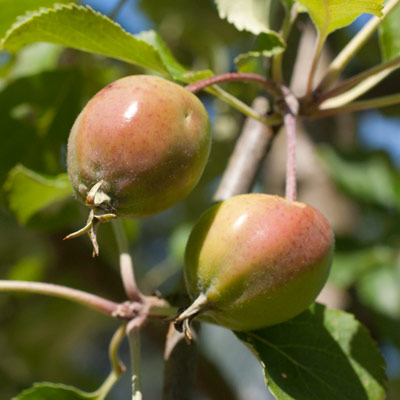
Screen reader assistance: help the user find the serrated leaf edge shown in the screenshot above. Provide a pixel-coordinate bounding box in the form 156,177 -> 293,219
0,2 -> 167,76
215,0 -> 282,38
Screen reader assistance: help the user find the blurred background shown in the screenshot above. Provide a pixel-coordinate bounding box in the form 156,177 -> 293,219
0,0 -> 399,399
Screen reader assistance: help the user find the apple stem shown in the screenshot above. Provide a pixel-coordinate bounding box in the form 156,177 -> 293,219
111,219 -> 144,303
185,72 -> 283,98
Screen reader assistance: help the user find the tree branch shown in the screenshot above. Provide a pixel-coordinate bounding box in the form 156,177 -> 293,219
213,97 -> 276,202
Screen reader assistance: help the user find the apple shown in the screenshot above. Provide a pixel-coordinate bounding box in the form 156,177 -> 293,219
178,194 -> 334,331
67,75 -> 211,218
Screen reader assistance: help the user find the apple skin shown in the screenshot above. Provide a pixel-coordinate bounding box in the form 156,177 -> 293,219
67,75 -> 210,218
184,194 -> 334,331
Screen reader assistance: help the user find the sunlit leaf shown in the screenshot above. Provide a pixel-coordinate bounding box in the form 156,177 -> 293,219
236,303 -> 387,400
216,0 -> 271,33
1,4 -> 169,75
4,165 -> 73,224
0,0 -> 74,39
297,0 -> 383,39
379,1 -> 400,60
215,0 -> 284,47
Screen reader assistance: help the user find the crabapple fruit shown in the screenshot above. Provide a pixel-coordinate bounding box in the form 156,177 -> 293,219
67,75 -> 210,218
178,194 -> 334,332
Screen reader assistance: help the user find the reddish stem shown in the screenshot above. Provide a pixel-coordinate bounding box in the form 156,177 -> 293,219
0,280 -> 118,316
185,72 -> 282,97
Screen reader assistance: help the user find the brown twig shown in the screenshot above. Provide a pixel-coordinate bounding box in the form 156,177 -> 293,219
213,97 -> 277,202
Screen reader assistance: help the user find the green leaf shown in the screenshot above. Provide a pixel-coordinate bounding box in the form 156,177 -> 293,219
1,4 -> 169,75
9,43 -> 64,78
14,382 -> 97,400
235,32 -> 286,72
134,30 -> 213,82
379,1 -> 400,60
8,254 -> 47,281
297,0 -> 383,39
318,146 -> 400,211
236,303 -> 387,400
0,69 -> 83,186
357,263 -> 400,318
215,0 -> 284,45
4,165 -> 73,224
0,0 -> 74,40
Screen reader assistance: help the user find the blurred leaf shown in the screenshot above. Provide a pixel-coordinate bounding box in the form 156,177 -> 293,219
236,303 -> 387,400
215,0 -> 276,36
1,4 -> 169,75
379,1 -> 400,60
297,0 -> 383,39
4,164 -> 72,224
8,254 -> 47,281
357,264 -> 400,318
9,43 -> 63,79
318,146 -> 400,211
168,223 -> 192,263
0,0 -> 73,39
0,115 -> 36,186
235,32 -> 285,72
330,247 -> 396,288
14,382 -> 97,399
0,68 -> 83,184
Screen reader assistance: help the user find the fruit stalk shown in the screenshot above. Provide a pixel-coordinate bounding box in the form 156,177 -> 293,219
112,219 -> 143,302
